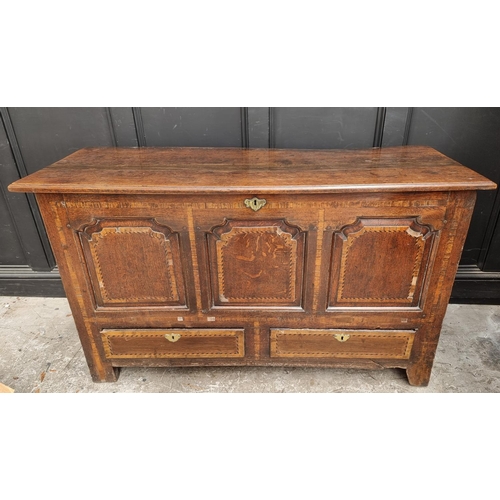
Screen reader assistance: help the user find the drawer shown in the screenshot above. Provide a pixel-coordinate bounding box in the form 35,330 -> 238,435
102,328 -> 244,359
270,329 -> 414,359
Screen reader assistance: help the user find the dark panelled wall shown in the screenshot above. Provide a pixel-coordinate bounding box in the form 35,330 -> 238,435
1,107 -> 499,302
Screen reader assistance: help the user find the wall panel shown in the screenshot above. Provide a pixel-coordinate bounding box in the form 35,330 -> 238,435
272,107 -> 378,149
139,107 -> 244,147
1,107 -> 498,301
406,108 -> 500,268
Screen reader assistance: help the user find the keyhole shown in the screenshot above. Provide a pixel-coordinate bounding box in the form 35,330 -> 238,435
334,333 -> 350,342
253,199 -> 257,207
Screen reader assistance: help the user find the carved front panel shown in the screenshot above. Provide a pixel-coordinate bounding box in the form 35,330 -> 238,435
329,217 -> 435,308
208,219 -> 305,307
79,218 -> 186,308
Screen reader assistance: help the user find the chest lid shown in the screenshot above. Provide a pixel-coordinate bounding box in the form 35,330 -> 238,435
8,146 -> 496,194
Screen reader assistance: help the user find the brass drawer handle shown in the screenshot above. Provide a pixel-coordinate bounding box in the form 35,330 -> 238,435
244,197 -> 266,211
164,333 -> 181,342
334,333 -> 350,342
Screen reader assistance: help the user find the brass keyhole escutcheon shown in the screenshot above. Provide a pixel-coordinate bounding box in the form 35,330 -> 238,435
334,334 -> 350,342
244,197 -> 267,212
164,333 -> 181,342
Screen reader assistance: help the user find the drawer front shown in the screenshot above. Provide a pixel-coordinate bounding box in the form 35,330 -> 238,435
270,329 -> 414,359
102,329 -> 244,359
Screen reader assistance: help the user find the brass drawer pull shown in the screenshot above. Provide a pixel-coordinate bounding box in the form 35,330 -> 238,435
244,197 -> 266,211
164,333 -> 181,342
334,333 -> 350,342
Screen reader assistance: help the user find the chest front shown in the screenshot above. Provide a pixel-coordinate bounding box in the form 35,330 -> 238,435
9,146 -> 496,386
36,188 -> 470,386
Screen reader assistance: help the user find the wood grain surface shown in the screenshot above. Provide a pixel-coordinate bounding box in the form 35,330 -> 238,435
7,147 -> 497,386
8,146 -> 496,194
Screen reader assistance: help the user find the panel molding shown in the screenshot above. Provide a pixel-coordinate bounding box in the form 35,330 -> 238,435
452,265 -> 500,303
402,107 -> 414,145
0,108 -> 55,270
329,217 -> 435,308
0,109 -> 29,177
478,188 -> 500,270
269,107 -> 275,148
105,107 -> 118,147
107,108 -> 139,147
132,107 -> 147,147
455,265 -> 500,279
78,217 -> 186,308
372,107 -> 387,147
240,107 -> 249,148
207,218 -> 305,308
0,266 -> 65,297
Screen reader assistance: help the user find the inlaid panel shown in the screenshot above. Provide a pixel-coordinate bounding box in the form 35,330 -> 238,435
271,329 -> 415,359
79,218 -> 186,308
207,219 -> 305,307
329,217 -> 436,308
102,328 -> 244,359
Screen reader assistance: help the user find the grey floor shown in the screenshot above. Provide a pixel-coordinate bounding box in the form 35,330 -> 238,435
0,295 -> 499,393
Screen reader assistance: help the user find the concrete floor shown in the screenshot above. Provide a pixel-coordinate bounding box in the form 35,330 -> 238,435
0,295 -> 499,393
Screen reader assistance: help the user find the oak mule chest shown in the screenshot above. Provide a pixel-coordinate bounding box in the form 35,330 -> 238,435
8,146 -> 496,386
